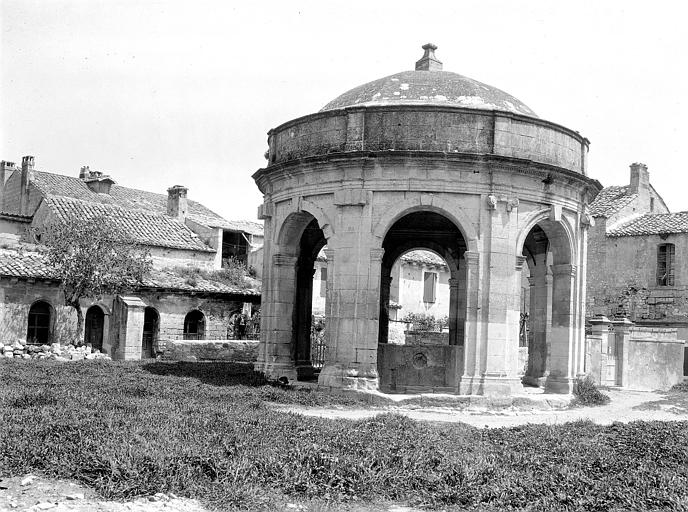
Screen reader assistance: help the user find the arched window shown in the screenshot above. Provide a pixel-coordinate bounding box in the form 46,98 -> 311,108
183,310 -> 205,340
27,301 -> 52,345
657,243 -> 675,286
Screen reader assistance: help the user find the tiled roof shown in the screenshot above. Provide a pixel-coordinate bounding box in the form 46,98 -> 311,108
224,220 -> 263,236
588,185 -> 636,217
401,250 -> 448,268
608,212 -> 688,237
31,170 -> 234,230
144,268 -> 260,296
45,196 -> 213,252
0,247 -> 259,295
0,248 -> 56,279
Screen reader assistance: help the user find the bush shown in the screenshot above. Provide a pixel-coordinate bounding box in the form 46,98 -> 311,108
670,380 -> 688,392
402,313 -> 447,332
572,375 -> 610,407
174,258 -> 256,290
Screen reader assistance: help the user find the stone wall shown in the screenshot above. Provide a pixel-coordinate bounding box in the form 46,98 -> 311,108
268,106 -> 588,174
586,232 -> 688,332
158,339 -> 258,362
378,343 -> 463,393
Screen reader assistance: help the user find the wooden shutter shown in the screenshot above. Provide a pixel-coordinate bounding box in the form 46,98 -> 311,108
423,272 -> 437,303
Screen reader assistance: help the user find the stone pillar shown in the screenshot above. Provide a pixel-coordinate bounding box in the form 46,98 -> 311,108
524,253 -> 550,386
112,296 -> 146,361
258,253 -> 298,381
587,315 -> 611,384
476,195 -> 523,396
317,225 -> 381,391
322,248 -> 336,366
546,263 -> 576,393
459,250 -> 480,393
611,318 -> 633,387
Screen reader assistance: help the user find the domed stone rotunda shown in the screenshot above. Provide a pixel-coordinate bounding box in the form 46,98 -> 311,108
253,44 -> 601,395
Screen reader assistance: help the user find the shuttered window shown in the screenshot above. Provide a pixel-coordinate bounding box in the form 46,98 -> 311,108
423,271 -> 437,303
319,267 -> 327,297
657,243 -> 675,286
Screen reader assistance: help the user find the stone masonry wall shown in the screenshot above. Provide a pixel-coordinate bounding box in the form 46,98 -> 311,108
158,339 -> 258,362
587,232 -> 688,326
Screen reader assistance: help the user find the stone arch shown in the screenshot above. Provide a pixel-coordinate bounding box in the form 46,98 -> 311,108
276,200 -> 334,253
27,299 -> 55,345
183,310 -> 205,340
85,304 -> 106,351
516,208 -> 575,265
372,196 -> 479,253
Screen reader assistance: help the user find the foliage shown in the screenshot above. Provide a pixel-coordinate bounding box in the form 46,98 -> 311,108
671,380 -> 688,393
175,257 -> 257,291
401,312 -> 448,332
2,361 -> 688,511
572,375 -> 611,407
40,215 -> 151,344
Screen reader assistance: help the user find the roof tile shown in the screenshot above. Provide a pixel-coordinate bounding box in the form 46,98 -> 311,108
589,185 -> 636,217
608,212 -> 688,237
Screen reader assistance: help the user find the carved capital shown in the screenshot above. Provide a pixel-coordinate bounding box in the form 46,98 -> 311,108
486,194 -> 498,209
272,254 -> 297,267
369,248 -> 385,262
257,202 -> 273,220
551,263 -> 576,278
515,255 -> 527,271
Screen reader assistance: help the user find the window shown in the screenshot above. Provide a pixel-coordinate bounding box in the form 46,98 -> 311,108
319,267 -> 327,297
657,243 -> 675,286
423,271 -> 437,303
650,198 -> 655,212
183,310 -> 205,340
27,301 -> 52,345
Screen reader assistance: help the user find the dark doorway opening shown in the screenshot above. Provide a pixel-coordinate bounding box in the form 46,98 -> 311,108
143,307 -> 159,358
85,306 -> 105,351
27,301 -> 52,345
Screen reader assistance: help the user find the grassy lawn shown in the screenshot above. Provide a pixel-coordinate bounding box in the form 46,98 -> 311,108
1,361 -> 688,511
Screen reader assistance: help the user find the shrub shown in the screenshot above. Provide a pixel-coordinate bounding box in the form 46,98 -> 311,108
174,258 -> 256,290
402,312 -> 443,332
572,375 -> 610,407
670,380 -> 688,392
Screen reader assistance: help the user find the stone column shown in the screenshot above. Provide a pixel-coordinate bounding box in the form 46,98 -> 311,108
458,250 -> 481,393
317,209 -> 381,390
476,196 -> 523,396
524,254 -> 550,386
258,253 -> 298,381
611,318 -> 633,387
546,263 -> 576,393
587,315 -> 611,384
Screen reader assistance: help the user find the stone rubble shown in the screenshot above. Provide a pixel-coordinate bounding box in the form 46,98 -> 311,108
0,339 -> 111,361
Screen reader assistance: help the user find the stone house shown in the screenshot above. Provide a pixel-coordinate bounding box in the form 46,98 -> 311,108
586,162 -> 688,383
0,156 -> 260,358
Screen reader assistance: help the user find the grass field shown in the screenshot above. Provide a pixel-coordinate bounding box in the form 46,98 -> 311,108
1,361 -> 687,511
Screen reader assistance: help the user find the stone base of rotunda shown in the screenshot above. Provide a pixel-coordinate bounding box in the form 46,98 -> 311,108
544,376 -> 575,394
459,373 -> 525,396
258,361 -> 298,384
318,364 -> 379,391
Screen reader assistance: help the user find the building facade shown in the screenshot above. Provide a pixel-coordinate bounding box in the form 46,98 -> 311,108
0,157 -> 260,357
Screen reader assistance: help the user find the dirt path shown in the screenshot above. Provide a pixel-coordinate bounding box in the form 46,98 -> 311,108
273,388 -> 688,427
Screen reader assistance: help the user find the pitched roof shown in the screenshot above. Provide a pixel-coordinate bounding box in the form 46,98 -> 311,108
588,185 -> 636,217
223,219 -> 264,236
31,170 -> 234,230
401,250 -> 448,268
608,212 -> 688,237
0,246 -> 259,295
45,196 -> 213,252
0,248 -> 55,279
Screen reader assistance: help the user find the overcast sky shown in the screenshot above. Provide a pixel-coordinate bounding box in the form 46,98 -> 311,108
2,0 -> 687,221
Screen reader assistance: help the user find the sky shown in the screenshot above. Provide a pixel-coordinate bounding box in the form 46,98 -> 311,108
2,0 -> 687,221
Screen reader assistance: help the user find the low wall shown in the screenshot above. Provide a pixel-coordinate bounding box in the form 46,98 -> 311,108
403,331 -> 449,346
626,327 -> 684,391
378,343 -> 463,393
159,339 -> 259,363
585,320 -> 684,391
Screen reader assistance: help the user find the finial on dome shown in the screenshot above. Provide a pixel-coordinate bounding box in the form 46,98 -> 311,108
415,43 -> 443,71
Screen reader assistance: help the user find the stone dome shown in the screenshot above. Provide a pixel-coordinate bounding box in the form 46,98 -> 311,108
320,44 -> 537,118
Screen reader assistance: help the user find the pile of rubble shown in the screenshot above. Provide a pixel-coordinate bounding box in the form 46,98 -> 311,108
0,340 -> 111,361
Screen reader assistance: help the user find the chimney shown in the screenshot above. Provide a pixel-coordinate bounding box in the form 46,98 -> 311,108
0,161 -> 17,210
79,166 -> 90,179
80,165 -> 115,194
629,162 -> 649,201
415,43 -> 443,71
20,156 -> 34,215
167,185 -> 188,221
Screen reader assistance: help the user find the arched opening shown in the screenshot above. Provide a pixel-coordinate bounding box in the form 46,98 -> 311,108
143,307 -> 159,357
183,310 -> 205,340
377,211 -> 467,392
27,300 -> 53,345
519,219 -> 573,390
85,305 -> 105,351
293,218 -> 327,380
